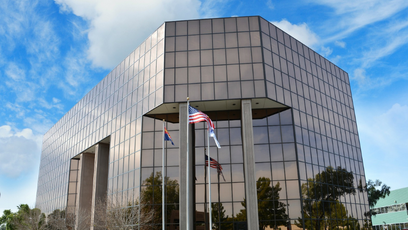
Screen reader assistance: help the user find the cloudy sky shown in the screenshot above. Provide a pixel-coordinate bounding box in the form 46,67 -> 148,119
1,0 -> 408,213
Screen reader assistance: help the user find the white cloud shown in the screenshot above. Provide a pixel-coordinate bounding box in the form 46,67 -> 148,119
320,46 -> 332,57
0,125 -> 42,178
271,19 -> 319,49
5,63 -> 25,81
358,103 -> 408,189
55,0 -> 202,69
310,0 -> 408,42
266,0 -> 274,10
334,40 -> 346,48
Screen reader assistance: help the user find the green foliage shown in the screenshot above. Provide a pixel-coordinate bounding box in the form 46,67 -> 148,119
0,209 -> 16,230
235,177 -> 289,230
361,179 -> 391,216
0,204 -> 46,230
296,166 -> 356,230
140,171 -> 179,228
211,202 -> 233,230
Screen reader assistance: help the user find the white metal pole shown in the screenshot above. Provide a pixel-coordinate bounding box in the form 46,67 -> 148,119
186,98 -> 190,230
207,129 -> 212,230
162,119 -> 166,230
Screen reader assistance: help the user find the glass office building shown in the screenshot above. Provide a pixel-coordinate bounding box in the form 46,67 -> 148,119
36,16 -> 369,229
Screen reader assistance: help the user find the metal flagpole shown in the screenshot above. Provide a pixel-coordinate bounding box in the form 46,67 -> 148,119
162,119 -> 166,230
186,97 -> 190,230
207,129 -> 212,230
204,148 -> 208,230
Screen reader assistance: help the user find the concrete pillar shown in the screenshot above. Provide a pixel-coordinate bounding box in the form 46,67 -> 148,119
91,143 -> 110,230
75,153 -> 95,229
241,99 -> 260,229
179,103 -> 194,230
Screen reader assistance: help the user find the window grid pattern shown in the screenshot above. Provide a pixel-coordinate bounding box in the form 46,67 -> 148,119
163,17 -> 266,103
194,111 -> 247,228
259,17 -> 369,227
36,23 -> 166,214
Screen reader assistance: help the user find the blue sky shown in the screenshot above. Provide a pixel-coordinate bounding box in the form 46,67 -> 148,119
1,0 -> 408,214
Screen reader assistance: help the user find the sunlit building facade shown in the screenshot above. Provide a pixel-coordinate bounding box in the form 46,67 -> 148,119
36,16 -> 369,229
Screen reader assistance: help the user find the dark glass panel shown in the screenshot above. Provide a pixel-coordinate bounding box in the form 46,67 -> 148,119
188,50 -> 200,67
225,17 -> 237,32
165,53 -> 174,68
188,84 -> 201,101
226,65 -> 240,82
254,144 -> 270,162
200,34 -> 212,49
167,148 -> 179,166
212,18 -> 224,33
230,145 -> 243,163
269,126 -> 282,143
214,65 -> 227,82
188,35 -> 200,50
249,16 -> 259,31
252,47 -> 263,62
241,81 -> 254,98
200,19 -> 212,34
166,22 -> 175,36
226,48 -> 239,64
175,68 -> 187,84
188,67 -> 200,83
281,126 -> 294,143
213,34 -> 225,49
253,127 -> 269,144
238,32 -> 250,47
175,52 -> 187,67
240,64 -> 253,80
213,49 -> 226,65
237,17 -> 249,31
141,149 -> 153,167
254,80 -> 266,97
176,36 -> 187,51
253,63 -> 264,80
239,48 -> 252,63
232,183 -> 245,201
220,184 -> 233,202
201,83 -> 214,100
175,84 -> 187,102
176,21 -> 187,36
165,36 -> 175,52
188,20 -> 199,35
283,143 -> 296,161
225,33 -> 238,48
201,50 -> 213,66
201,66 -> 213,82
250,31 -> 261,46
272,162 -> 285,180
215,82 -> 228,99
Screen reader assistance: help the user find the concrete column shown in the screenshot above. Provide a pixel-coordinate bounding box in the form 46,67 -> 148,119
75,153 -> 95,229
241,99 -> 260,229
179,103 -> 194,230
91,143 -> 110,230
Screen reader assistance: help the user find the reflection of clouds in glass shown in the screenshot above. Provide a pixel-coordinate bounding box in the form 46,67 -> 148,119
253,127 -> 268,144
255,163 -> 271,179
232,183 -> 245,202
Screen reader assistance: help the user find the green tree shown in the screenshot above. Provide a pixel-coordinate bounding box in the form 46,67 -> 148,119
296,166 -> 356,230
0,204 -> 46,230
0,209 -> 17,230
140,171 -> 179,229
235,177 -> 289,230
211,202 -> 233,230
359,179 -> 390,216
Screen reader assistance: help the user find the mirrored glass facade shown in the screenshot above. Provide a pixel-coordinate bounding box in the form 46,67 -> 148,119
36,16 -> 369,230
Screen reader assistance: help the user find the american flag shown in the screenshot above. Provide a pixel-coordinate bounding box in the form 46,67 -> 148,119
188,106 -> 220,148
205,155 -> 226,181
